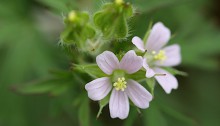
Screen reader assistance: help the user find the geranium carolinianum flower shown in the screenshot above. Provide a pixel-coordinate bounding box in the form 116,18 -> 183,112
85,50 -> 152,119
132,22 -> 181,94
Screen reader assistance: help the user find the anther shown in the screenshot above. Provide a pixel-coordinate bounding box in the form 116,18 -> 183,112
154,73 -> 166,76
113,77 -> 127,91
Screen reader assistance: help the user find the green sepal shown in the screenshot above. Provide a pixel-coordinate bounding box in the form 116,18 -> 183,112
146,78 -> 156,95
114,15 -> 128,38
97,94 -> 110,118
122,2 -> 133,18
74,64 -> 107,78
127,70 -> 146,82
82,24 -> 96,39
61,11 -> 96,50
93,2 -> 133,39
64,11 -> 89,26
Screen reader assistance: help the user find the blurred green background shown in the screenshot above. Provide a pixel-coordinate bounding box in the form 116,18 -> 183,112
0,0 -> 220,126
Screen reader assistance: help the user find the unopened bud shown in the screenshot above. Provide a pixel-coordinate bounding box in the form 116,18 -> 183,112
68,10 -> 77,22
115,0 -> 124,5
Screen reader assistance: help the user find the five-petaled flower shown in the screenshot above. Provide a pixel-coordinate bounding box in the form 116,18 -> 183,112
132,22 -> 181,94
85,50 -> 153,119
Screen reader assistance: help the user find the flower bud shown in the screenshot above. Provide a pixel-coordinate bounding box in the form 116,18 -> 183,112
93,1 -> 134,39
61,11 -> 96,50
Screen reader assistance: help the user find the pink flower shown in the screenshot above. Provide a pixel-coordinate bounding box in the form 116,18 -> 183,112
85,50 -> 152,119
132,22 -> 181,94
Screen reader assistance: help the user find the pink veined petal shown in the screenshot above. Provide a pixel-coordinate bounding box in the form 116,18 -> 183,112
143,58 -> 155,78
145,22 -> 171,51
85,77 -> 112,101
126,79 -> 153,109
155,44 -> 181,67
119,50 -> 143,74
132,36 -> 145,52
96,51 -> 120,75
109,89 -> 129,119
153,67 -> 178,94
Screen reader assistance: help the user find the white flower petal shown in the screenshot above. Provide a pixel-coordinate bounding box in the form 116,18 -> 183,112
145,22 -> 171,51
155,44 -> 181,67
96,51 -> 120,75
153,68 -> 178,94
85,77 -> 112,101
132,36 -> 145,52
143,58 -> 155,78
119,50 -> 143,74
109,89 -> 129,119
126,79 -> 152,109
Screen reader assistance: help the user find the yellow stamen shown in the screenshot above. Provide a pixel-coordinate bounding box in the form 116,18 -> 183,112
153,50 -> 167,61
68,11 -> 77,22
115,0 -> 124,5
113,77 -> 127,91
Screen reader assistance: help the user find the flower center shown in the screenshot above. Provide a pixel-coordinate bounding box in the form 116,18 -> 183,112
68,11 -> 77,22
152,50 -> 167,62
113,77 -> 127,91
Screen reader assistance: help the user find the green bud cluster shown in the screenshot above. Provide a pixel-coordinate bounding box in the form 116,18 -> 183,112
60,11 -> 96,51
60,0 -> 134,53
93,1 -> 133,39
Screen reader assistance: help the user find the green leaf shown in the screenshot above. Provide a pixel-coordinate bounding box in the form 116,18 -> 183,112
13,79 -> 66,95
78,97 -> 90,126
13,78 -> 72,96
123,108 -> 138,126
161,105 -> 197,125
49,69 -> 74,79
74,64 -> 107,78
144,102 -> 167,126
49,83 -> 70,96
97,94 -> 110,118
13,70 -> 74,95
162,67 -> 187,76
143,21 -> 153,42
37,0 -> 76,13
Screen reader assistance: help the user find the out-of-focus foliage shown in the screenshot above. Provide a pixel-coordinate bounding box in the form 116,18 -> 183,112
0,0 -> 220,126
